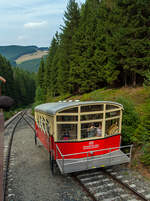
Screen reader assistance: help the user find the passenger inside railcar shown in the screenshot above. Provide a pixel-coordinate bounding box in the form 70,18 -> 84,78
96,123 -> 102,137
87,123 -> 96,137
81,122 -> 100,138
57,124 -> 77,140
106,119 -> 119,136
62,131 -> 70,140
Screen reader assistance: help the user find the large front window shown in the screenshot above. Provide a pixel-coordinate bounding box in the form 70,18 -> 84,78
81,105 -> 103,112
57,115 -> 78,121
57,124 -> 77,140
81,113 -> 103,121
56,103 -> 122,141
105,118 -> 120,136
81,122 -> 103,139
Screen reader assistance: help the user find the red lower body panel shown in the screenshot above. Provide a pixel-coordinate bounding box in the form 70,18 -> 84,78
35,123 -> 121,160
55,135 -> 121,159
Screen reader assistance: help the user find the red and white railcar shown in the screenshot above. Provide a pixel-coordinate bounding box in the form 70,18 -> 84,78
34,101 -> 132,174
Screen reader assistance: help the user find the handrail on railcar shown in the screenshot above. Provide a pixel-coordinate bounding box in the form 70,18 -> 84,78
56,144 -> 133,173
56,144 -> 133,158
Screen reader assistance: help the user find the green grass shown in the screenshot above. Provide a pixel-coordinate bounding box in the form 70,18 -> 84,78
63,86 -> 150,115
34,86 -> 150,115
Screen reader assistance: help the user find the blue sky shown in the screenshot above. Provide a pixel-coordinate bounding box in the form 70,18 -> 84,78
0,0 -> 85,47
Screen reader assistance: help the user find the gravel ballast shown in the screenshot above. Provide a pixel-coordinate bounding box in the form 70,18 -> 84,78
5,119 -> 92,201
4,116 -> 150,201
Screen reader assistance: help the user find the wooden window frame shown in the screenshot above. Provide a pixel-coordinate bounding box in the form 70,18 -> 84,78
55,104 -> 122,141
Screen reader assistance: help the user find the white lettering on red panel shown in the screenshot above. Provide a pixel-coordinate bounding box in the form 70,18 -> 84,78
83,141 -> 99,150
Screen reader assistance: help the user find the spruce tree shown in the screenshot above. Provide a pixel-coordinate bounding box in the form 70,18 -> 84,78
0,54 -> 14,97
45,32 -> 60,98
57,0 -> 80,95
36,57 -> 46,102
70,0 -> 102,94
107,0 -> 150,87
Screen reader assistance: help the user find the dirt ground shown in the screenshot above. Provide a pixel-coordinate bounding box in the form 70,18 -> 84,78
8,121 -> 92,201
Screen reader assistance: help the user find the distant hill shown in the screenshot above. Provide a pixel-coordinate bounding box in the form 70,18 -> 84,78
17,55 -> 47,72
0,45 -> 48,71
16,50 -> 48,64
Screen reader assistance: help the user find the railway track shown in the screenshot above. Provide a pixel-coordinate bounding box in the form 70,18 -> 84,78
72,167 -> 150,201
3,110 -> 35,201
3,111 -> 150,201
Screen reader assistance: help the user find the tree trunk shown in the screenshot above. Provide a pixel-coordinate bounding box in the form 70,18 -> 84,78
124,70 -> 127,87
133,71 -> 136,88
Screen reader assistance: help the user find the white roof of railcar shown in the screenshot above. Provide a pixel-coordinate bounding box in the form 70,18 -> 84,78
35,101 -> 123,115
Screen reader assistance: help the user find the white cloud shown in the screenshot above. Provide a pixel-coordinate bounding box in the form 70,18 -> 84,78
0,0 -> 86,46
18,35 -> 26,40
24,21 -> 47,28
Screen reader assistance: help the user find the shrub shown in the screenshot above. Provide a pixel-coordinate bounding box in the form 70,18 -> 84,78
134,103 -> 150,144
133,102 -> 150,166
116,97 -> 139,145
140,143 -> 150,166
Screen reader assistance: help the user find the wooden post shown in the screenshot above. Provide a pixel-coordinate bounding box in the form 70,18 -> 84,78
0,77 -> 6,97
0,111 -> 4,201
0,76 -> 6,201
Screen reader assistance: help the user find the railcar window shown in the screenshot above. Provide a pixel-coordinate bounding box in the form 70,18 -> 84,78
41,117 -> 43,131
106,110 -> 120,118
81,113 -> 103,121
43,118 -> 46,133
59,107 -> 78,113
81,105 -> 103,112
36,117 -> 39,127
57,124 -> 77,140
81,122 -> 102,139
106,105 -> 119,110
105,118 -> 120,136
57,115 -> 78,122
46,119 -> 50,135
39,116 -> 42,128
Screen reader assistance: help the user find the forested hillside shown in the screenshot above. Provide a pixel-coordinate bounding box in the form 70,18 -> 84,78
35,0 -> 150,168
0,45 -> 48,69
0,54 -> 36,107
36,0 -> 150,101
17,55 -> 47,72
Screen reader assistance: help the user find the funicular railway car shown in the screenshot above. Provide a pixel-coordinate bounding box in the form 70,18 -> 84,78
34,101 -> 132,174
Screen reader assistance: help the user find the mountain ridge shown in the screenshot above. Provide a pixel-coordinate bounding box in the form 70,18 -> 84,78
0,45 -> 48,71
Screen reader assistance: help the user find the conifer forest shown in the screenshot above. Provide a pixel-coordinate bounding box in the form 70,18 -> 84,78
1,0 -> 150,166
0,54 -> 36,107
36,0 -> 150,102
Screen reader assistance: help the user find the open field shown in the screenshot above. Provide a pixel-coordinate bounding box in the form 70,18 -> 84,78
16,50 -> 48,64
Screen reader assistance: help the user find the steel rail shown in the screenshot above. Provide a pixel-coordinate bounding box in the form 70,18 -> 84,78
72,169 -> 123,201
21,114 -> 35,134
72,173 -> 97,201
4,111 -> 26,201
101,168 -> 150,201
24,113 -> 35,122
4,111 -> 22,129
72,167 -> 150,201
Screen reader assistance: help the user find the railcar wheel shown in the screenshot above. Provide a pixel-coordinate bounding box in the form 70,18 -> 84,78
49,152 -> 55,175
34,133 -> 37,145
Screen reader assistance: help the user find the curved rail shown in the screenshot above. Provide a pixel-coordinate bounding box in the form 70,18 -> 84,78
3,110 -> 35,201
4,111 -> 26,201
